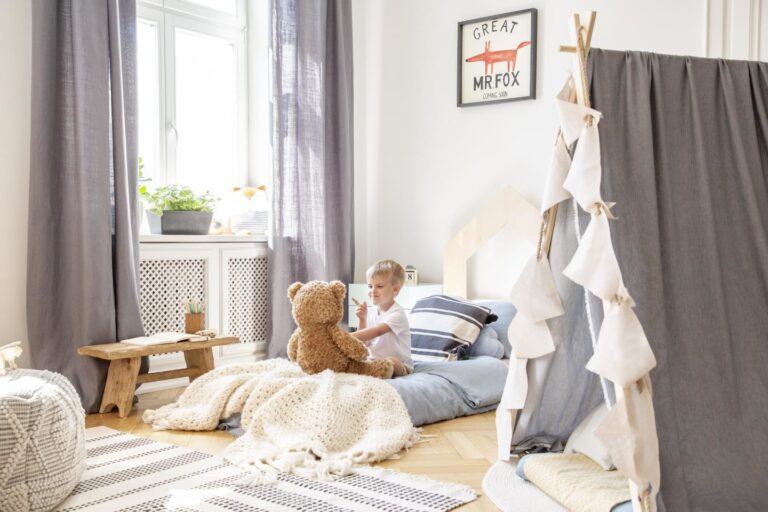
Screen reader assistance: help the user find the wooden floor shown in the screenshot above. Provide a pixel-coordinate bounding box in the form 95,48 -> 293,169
86,387 -> 500,511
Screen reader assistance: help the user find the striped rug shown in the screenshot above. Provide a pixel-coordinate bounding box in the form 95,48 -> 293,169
55,427 -> 476,511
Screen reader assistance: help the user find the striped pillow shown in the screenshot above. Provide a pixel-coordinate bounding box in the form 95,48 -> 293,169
409,295 -> 498,362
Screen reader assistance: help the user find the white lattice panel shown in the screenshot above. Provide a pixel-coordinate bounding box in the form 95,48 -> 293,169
139,258 -> 208,335
225,256 -> 268,343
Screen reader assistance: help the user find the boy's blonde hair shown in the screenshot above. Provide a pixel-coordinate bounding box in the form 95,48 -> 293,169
366,259 -> 405,286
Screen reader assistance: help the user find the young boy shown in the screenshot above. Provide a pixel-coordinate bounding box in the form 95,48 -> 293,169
354,260 -> 413,377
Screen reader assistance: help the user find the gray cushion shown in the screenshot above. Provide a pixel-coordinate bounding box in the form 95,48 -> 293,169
476,300 -> 517,358
468,326 -> 505,359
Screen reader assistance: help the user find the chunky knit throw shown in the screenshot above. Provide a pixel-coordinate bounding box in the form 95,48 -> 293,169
143,359 -> 419,482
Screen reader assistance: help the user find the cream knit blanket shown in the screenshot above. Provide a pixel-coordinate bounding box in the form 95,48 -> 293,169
142,359 -> 419,482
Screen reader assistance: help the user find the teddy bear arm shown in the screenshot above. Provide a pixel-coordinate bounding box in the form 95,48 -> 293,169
346,358 -> 394,379
329,326 -> 368,361
287,328 -> 301,362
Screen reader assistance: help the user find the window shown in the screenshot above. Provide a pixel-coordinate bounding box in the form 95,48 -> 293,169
137,0 -> 247,199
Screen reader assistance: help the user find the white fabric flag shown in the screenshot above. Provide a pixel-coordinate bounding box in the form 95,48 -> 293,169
563,213 -> 631,303
540,133 -> 573,213
495,354 -> 528,460
495,407 -> 517,461
594,376 -> 661,512
500,355 -> 528,409
556,78 -> 602,145
563,122 -> 607,214
587,300 -> 657,387
509,254 -> 565,322
508,314 -> 556,360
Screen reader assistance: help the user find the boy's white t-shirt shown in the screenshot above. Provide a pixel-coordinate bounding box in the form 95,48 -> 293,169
365,302 -> 413,368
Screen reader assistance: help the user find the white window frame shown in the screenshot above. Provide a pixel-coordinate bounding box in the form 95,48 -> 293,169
138,0 -> 249,189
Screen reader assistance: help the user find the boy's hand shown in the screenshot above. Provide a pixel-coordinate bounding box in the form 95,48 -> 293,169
354,299 -> 368,321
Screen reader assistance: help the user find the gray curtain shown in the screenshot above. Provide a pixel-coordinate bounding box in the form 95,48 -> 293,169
588,49 -> 768,512
268,0 -> 355,358
28,0 -> 143,413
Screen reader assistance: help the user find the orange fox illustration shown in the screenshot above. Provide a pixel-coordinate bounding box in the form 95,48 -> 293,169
465,40 -> 531,75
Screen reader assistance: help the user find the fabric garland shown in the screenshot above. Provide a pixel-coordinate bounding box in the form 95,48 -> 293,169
497,77 -> 661,510
540,132 -> 573,213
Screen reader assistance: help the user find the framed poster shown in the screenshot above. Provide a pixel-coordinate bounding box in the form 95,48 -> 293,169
457,8 -> 537,107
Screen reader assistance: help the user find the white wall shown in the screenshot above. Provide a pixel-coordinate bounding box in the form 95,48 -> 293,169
0,0 -> 31,366
352,0 -> 712,297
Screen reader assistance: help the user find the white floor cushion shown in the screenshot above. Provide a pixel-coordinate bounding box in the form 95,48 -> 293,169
482,460 -> 565,512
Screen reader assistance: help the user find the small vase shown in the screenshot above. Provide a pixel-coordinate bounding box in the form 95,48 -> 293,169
185,313 -> 205,334
145,211 -> 162,234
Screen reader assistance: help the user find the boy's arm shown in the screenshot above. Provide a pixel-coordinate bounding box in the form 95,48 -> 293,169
354,323 -> 392,343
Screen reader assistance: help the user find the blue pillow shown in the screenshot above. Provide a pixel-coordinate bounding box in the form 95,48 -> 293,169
515,454 -> 532,480
467,326 -> 505,359
476,300 -> 517,358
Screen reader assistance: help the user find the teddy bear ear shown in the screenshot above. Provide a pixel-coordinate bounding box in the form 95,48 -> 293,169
330,280 -> 346,301
287,282 -> 304,301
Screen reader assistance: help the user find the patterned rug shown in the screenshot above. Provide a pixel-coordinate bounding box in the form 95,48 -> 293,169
55,427 -> 477,511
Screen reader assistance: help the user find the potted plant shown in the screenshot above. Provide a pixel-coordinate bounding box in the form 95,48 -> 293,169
140,185 -> 219,235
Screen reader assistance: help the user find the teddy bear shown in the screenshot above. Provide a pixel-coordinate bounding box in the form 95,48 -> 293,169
286,280 -> 394,379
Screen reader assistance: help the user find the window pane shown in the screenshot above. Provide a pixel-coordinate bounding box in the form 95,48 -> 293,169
174,28 -> 238,197
137,19 -> 160,181
185,0 -> 237,15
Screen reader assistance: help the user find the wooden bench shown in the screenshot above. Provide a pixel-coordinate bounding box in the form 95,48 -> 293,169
78,336 -> 239,418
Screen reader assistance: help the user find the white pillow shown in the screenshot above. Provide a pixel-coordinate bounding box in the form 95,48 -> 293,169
564,403 -> 615,470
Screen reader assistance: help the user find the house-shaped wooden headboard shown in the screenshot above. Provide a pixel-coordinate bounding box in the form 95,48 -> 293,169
442,186 -> 541,298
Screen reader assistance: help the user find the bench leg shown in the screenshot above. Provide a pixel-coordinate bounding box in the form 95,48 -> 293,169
100,357 -> 141,418
184,347 -> 214,382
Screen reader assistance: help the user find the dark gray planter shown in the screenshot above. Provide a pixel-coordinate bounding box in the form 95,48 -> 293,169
161,211 -> 213,235
145,211 -> 162,234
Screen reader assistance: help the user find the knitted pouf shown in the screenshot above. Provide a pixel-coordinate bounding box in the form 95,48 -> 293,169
0,369 -> 86,512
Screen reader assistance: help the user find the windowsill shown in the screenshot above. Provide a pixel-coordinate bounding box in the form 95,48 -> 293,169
139,234 -> 268,243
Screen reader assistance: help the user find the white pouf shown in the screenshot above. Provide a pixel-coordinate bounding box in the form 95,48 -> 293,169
0,369 -> 86,512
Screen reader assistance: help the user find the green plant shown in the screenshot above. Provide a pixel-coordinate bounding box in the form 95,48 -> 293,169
138,157 -> 151,197
141,184 -> 219,216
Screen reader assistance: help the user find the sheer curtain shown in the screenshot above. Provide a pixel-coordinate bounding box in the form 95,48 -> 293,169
28,0 -> 143,412
268,0 -> 355,357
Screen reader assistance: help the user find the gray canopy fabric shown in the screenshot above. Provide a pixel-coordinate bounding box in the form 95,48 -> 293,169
28,0 -> 144,413
517,49 -> 768,511
589,49 -> 768,512
268,0 -> 355,357
512,198 -> 608,447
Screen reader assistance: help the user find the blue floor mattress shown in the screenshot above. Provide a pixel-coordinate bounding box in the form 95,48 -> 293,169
218,356 -> 508,433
